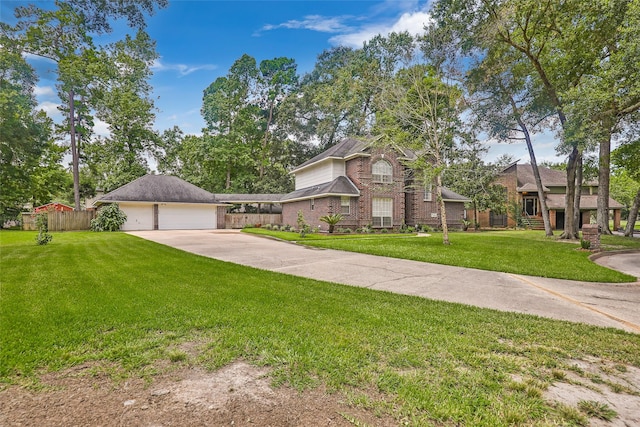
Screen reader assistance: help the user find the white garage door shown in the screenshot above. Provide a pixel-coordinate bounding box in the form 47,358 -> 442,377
120,204 -> 153,231
158,204 -> 217,230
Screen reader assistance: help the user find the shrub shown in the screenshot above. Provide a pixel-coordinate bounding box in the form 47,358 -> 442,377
272,225 -> 279,231
380,228 -> 388,233
580,239 -> 591,250
319,213 -> 344,233
263,224 -> 272,230
297,211 -> 310,237
91,203 -> 127,232
35,213 -> 52,245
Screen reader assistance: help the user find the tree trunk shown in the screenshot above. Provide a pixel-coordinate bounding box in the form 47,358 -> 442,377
259,101 -> 275,179
436,173 -> 450,245
517,113 -> 553,236
625,187 -> 640,237
573,151 -> 583,236
596,121 -> 613,234
473,201 -> 479,230
560,146 -> 579,239
69,90 -> 81,211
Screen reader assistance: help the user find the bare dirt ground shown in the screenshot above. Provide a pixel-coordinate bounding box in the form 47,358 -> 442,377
0,361 -> 397,427
1,357 -> 639,426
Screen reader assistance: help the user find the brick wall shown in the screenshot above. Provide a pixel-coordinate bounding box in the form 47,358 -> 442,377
346,149 -> 406,228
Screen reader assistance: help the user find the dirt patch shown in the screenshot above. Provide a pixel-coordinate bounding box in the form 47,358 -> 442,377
0,361 -> 397,426
544,358 -> 640,426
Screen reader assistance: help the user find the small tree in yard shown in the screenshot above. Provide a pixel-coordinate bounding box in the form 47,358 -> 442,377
296,210 -> 310,237
35,213 -> 52,245
91,203 -> 127,231
319,213 -> 343,233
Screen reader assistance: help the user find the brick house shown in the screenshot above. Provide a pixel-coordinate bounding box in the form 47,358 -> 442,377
476,162 -> 623,230
280,138 -> 469,230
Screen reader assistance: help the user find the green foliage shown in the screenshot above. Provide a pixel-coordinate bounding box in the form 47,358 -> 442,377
34,213 -> 52,245
577,400 -> 617,421
2,231 -> 640,426
296,210 -> 310,237
319,213 -> 343,233
300,231 -> 638,283
91,203 -> 127,232
580,239 -> 591,250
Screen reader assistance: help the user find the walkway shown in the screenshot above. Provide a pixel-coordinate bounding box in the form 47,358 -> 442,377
128,230 -> 640,334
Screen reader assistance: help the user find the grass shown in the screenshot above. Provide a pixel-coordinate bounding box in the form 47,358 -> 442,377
2,230 -> 640,426
244,228 -> 640,282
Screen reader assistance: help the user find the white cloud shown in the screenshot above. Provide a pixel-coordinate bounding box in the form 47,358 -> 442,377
34,86 -> 55,97
152,59 -> 217,76
36,101 -> 62,120
259,15 -> 352,34
330,10 -> 432,48
93,118 -> 111,138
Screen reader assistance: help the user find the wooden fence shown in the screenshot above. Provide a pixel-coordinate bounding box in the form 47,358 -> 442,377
22,211 -> 96,231
224,213 -> 282,229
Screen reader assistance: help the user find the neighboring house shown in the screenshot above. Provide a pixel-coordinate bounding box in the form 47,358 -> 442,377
94,175 -> 227,231
280,137 -> 470,230
34,202 -> 74,213
476,162 -> 623,230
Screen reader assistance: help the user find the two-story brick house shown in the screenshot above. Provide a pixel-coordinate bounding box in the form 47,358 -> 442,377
476,162 -> 623,230
280,138 -> 469,230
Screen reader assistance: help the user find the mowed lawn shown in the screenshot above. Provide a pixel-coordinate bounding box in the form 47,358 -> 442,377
2,231 -> 640,426
245,228 -> 640,282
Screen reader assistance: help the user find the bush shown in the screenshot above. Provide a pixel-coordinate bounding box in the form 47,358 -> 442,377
580,239 -> 591,250
35,213 -> 52,245
91,203 -> 127,232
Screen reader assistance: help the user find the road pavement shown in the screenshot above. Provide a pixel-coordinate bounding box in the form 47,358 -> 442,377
128,230 -> 640,334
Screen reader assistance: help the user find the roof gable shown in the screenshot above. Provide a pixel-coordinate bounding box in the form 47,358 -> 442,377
291,137 -> 416,174
97,175 -> 222,204
281,176 -> 360,202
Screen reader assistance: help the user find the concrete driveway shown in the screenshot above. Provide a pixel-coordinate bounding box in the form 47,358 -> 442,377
128,230 -> 640,334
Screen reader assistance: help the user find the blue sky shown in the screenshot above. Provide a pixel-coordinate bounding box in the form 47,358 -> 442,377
2,0 -> 562,164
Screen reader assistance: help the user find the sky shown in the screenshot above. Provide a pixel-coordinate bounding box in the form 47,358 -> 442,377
2,0 -> 564,165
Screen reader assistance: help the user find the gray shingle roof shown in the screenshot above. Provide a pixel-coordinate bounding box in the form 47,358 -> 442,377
512,164 -> 598,188
441,187 -> 471,202
214,194 -> 284,203
291,137 -> 416,173
546,194 -> 624,210
281,176 -> 360,202
97,175 -> 224,204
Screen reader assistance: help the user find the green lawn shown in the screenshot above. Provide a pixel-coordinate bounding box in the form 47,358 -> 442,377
1,230 -> 640,425
244,229 -> 640,282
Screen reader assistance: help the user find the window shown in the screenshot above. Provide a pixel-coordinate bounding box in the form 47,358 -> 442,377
310,199 -> 315,211
372,160 -> 393,183
372,197 -> 393,227
340,197 -> 350,215
424,183 -> 433,201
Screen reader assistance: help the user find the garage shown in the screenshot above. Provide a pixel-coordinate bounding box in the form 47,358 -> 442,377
158,203 -> 217,230
95,175 -> 226,231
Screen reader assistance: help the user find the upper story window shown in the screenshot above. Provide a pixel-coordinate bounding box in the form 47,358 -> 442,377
424,183 -> 433,201
372,160 -> 393,183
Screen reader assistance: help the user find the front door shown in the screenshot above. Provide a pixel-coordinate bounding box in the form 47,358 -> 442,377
523,197 -> 538,216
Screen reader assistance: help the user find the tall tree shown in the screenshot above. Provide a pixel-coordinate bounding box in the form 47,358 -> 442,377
202,54 -> 262,191
431,0 -> 628,239
85,31 -> 159,191
564,1 -> 640,234
257,57 -> 298,180
466,53 -> 555,236
612,139 -> 640,236
378,65 -> 468,245
0,37 -> 56,218
5,0 -> 167,209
